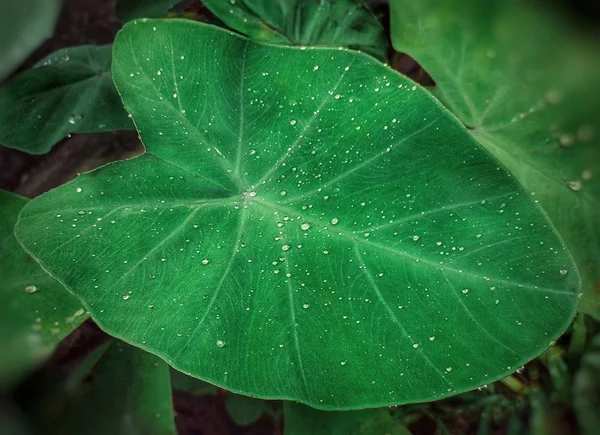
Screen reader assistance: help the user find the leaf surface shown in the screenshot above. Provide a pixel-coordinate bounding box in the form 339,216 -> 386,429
16,20 -> 579,408
202,0 -> 388,60
0,45 -> 134,154
390,0 -> 600,318
0,0 -> 61,81
0,189 -> 87,390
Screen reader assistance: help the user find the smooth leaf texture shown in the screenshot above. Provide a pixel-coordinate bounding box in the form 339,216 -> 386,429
284,402 -> 411,435
390,0 -> 600,318
0,189 -> 87,390
0,45 -> 134,154
116,0 -> 183,22
16,20 -> 579,409
202,0 -> 388,60
0,0 -> 61,82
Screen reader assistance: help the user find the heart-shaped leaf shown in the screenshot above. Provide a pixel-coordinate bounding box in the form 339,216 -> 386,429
0,189 -> 87,390
202,0 -> 388,60
0,0 -> 61,81
0,45 -> 134,154
15,20 -> 579,408
390,0 -> 600,318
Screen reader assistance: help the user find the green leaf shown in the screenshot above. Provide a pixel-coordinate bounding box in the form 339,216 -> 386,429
17,340 -> 177,435
284,402 -> 411,435
573,331 -> 600,435
202,0 -> 388,60
0,45 -> 134,154
73,341 -> 177,435
0,189 -> 87,390
116,0 -> 184,22
0,0 -> 61,82
170,367 -> 218,396
226,394 -> 266,426
16,19 -> 579,408
389,0 -> 600,318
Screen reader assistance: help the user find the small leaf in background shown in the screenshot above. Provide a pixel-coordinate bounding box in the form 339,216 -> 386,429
202,0 -> 389,60
573,331 -> 600,435
284,402 -> 411,435
16,19 -> 579,408
0,45 -> 134,155
389,0 -> 600,318
0,0 -> 61,82
12,340 -> 177,435
170,368 -> 218,396
0,189 -> 88,390
225,394 -> 266,426
116,0 -> 185,22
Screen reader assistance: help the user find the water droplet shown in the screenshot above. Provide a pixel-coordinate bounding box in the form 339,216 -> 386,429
24,285 -> 38,294
290,120 -> 297,126
248,191 -> 257,197
201,259 -> 210,265
559,134 -> 574,147
313,65 -> 319,71
445,367 -> 452,372
76,187 -> 82,193
216,340 -> 225,348
340,361 -> 347,366
429,336 -> 436,341
566,180 -> 582,191
516,365 -> 525,374
559,269 -> 568,275
282,244 -> 290,251
303,303 -> 309,309
461,288 -> 469,294
122,294 -> 130,300
301,223 -> 310,231
331,217 -> 339,225
412,235 -> 420,241
412,343 -> 419,348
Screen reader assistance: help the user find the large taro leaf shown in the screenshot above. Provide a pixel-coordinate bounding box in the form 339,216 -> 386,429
201,0 -> 388,60
0,45 -> 134,155
0,189 -> 87,390
0,0 -> 61,82
15,20 -> 579,409
389,0 -> 600,318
